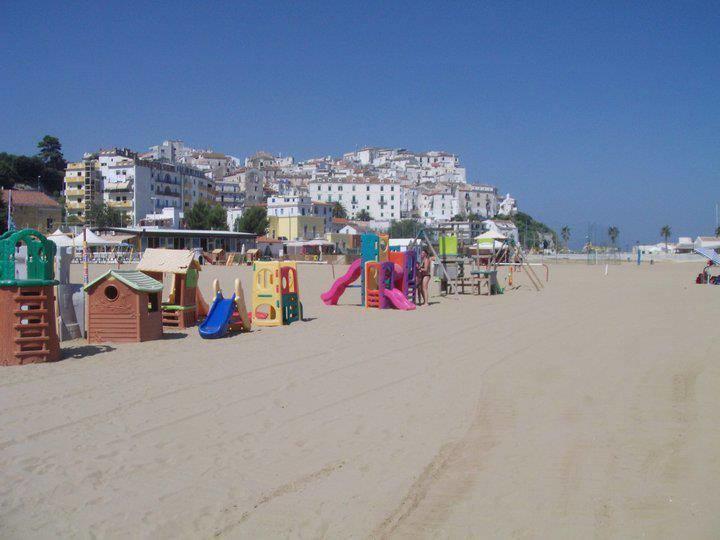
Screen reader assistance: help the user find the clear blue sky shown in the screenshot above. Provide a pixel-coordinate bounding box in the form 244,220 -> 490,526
2,1 -> 718,245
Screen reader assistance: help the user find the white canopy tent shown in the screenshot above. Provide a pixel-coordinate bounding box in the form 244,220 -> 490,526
47,229 -> 75,248
474,230 -> 507,250
81,229 -> 120,247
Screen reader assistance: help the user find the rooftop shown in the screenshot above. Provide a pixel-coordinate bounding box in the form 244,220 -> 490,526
2,189 -> 60,208
103,227 -> 257,238
85,269 -> 164,293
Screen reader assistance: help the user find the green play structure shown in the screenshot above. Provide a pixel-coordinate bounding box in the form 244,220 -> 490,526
0,228 -> 58,287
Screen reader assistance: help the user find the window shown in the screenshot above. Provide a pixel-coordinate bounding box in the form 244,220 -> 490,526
148,292 -> 160,312
104,285 -> 119,301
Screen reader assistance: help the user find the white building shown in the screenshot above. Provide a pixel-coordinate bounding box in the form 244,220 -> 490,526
215,168 -> 264,209
146,140 -> 238,181
96,148 -> 214,226
417,182 -> 500,224
308,177 -> 402,221
497,193 -> 518,216
266,194 -> 333,233
418,185 -> 456,223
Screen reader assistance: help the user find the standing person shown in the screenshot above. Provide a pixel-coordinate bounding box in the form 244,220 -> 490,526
417,247 -> 433,305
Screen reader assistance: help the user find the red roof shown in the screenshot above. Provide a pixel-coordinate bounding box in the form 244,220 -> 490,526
256,236 -> 284,243
2,190 -> 60,208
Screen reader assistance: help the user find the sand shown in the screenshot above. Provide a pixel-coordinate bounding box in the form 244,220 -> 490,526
1,261 -> 719,538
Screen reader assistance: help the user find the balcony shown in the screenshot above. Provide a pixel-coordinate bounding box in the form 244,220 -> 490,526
105,181 -> 132,192
64,188 -> 84,197
108,200 -> 133,209
66,201 -> 84,209
155,176 -> 181,186
65,176 -> 84,184
155,186 -> 181,197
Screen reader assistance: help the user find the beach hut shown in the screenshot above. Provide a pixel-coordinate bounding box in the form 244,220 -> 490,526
136,248 -> 202,328
84,270 -> 164,343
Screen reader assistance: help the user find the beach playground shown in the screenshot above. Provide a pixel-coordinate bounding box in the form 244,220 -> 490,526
1,261 -> 719,537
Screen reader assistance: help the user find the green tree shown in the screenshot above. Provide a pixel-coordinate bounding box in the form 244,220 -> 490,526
185,200 -> 226,230
0,155 -> 17,188
86,202 -> 123,228
715,225 -> 720,237
660,225 -> 672,250
467,212 -> 483,222
207,204 -> 228,230
355,209 -> 371,221
185,200 -> 211,229
37,135 -> 66,171
561,226 -> 571,250
389,219 -> 421,238
234,206 -> 268,235
608,226 -> 619,246
511,211 -> 557,249
451,214 -> 465,222
332,201 -> 347,219
0,150 -> 64,193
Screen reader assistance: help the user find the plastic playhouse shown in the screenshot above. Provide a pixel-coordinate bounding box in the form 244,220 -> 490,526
84,270 -> 164,343
321,233 -> 416,310
136,248 -> 206,329
0,229 -> 60,366
252,261 -> 303,326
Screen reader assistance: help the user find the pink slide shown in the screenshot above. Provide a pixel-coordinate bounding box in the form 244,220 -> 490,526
321,259 -> 363,305
383,288 -> 416,310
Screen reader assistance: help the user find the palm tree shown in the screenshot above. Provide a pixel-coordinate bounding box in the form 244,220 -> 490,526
332,201 -> 347,219
355,209 -> 372,222
561,226 -> 571,251
608,226 -> 619,246
715,225 -> 720,237
660,225 -> 672,251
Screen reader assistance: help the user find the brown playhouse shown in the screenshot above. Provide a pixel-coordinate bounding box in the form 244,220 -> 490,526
0,229 -> 60,366
136,248 -> 205,329
84,270 -> 164,343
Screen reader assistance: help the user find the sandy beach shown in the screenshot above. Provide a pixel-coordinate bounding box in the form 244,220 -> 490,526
1,261 -> 719,538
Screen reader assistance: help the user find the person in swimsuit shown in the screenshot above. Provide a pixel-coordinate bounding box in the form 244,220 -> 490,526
417,247 -> 433,305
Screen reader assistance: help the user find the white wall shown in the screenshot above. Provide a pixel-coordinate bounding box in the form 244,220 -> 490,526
308,180 -> 401,221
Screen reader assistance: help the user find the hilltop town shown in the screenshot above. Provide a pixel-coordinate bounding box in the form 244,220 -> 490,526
59,140 -> 517,239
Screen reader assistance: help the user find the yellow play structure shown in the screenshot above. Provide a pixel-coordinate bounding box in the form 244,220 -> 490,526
251,261 -> 302,327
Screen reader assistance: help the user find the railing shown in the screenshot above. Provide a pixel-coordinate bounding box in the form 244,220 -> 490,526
155,177 -> 181,185
107,200 -> 132,208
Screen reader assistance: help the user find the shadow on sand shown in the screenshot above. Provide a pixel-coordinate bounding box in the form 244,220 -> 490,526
162,332 -> 189,340
60,344 -> 116,361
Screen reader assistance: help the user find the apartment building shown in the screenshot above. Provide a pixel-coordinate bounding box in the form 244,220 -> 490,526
266,194 -> 333,240
417,183 -> 499,224
64,148 -> 214,226
215,168 -> 264,209
63,155 -> 102,224
307,177 -> 402,221
146,139 -> 238,181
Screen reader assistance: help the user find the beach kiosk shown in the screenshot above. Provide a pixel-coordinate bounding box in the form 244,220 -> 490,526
136,248 -> 203,329
0,229 -> 60,366
84,270 -> 164,343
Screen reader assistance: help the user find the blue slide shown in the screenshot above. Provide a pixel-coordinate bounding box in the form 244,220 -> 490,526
199,292 -> 236,339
